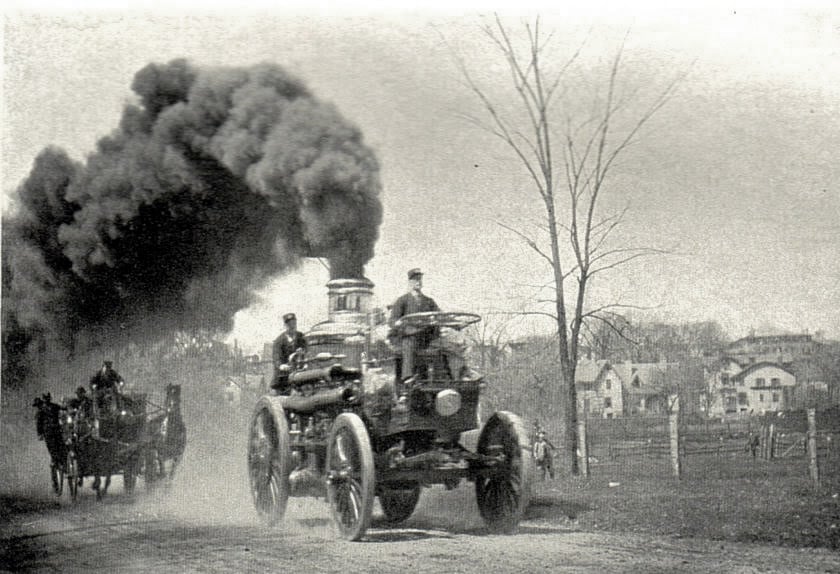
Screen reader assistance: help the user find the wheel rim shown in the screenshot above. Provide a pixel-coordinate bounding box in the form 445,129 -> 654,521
326,414 -> 374,541
125,456 -> 137,494
475,413 -> 529,533
247,407 -> 287,525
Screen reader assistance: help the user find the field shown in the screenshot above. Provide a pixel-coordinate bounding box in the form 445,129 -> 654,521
529,450 -> 840,550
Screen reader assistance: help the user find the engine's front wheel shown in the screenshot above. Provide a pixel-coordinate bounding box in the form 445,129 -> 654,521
247,396 -> 292,526
326,413 -> 375,541
475,411 -> 532,533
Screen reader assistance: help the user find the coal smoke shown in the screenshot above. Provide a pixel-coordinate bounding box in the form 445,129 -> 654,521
2,59 -> 382,353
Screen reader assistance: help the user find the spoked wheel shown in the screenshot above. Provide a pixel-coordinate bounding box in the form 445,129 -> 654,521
325,413 -> 375,541
66,451 -> 80,502
475,411 -> 532,534
124,455 -> 139,495
51,463 -> 64,496
247,396 -> 291,526
144,447 -> 160,488
378,485 -> 421,524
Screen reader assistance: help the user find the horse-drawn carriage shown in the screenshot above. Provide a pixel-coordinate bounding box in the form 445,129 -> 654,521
247,310 -> 533,540
33,383 -> 186,501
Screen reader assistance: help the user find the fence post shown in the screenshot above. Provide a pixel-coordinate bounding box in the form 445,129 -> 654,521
761,424 -> 770,460
768,423 -> 776,460
669,394 -> 681,479
577,416 -> 590,477
807,408 -> 820,488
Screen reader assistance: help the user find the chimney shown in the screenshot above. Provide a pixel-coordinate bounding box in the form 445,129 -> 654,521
325,277 -> 375,325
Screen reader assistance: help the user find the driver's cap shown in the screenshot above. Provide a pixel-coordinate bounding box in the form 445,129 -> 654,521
408,268 -> 423,279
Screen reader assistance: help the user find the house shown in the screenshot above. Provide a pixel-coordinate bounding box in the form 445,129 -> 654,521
729,362 -> 796,414
704,357 -> 745,417
575,359 -> 624,418
613,360 -> 680,415
723,332 -> 820,365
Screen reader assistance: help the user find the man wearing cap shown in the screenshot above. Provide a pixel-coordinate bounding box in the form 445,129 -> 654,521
272,313 -> 307,391
90,360 -> 124,391
389,268 -> 440,379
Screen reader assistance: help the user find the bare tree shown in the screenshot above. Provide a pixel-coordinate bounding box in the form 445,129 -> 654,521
449,15 -> 680,474
464,311 -> 516,372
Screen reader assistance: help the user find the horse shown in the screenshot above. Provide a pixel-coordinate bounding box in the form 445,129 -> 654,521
144,384 -> 187,485
33,394 -> 67,493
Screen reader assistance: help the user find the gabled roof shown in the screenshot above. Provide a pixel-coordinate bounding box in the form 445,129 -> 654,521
613,361 -> 680,395
575,359 -> 612,385
730,361 -> 795,382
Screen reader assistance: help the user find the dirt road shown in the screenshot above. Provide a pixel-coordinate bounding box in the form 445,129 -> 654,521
3,398 -> 839,574
4,477 -> 839,573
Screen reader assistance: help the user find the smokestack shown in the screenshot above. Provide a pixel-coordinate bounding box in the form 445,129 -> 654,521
2,59 -> 383,357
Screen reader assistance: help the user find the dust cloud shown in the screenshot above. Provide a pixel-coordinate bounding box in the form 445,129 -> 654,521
2,371 -> 484,537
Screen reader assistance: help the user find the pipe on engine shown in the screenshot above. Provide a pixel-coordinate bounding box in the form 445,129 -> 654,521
279,386 -> 357,413
287,365 -> 345,386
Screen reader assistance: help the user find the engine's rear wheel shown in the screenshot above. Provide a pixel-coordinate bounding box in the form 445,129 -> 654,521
326,413 -> 375,541
66,451 -> 79,502
379,485 -> 421,524
51,463 -> 64,496
247,396 -> 292,526
475,411 -> 532,534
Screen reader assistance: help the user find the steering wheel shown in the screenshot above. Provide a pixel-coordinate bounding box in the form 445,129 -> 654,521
395,311 -> 481,331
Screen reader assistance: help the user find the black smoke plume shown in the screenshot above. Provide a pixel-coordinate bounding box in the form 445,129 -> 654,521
2,59 -> 382,362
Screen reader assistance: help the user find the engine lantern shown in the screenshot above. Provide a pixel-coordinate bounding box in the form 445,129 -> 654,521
434,389 -> 461,417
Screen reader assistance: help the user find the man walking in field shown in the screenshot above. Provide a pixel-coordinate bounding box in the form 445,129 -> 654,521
533,430 -> 555,480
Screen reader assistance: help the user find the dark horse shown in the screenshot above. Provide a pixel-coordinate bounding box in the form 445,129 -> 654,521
144,384 -> 187,484
33,394 -> 67,494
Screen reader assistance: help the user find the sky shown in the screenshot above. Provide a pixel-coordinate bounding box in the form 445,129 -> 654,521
3,1 -> 839,354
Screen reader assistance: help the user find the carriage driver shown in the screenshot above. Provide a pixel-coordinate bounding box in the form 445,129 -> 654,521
90,360 -> 125,391
271,312 -> 307,392
389,268 -> 441,380
90,360 -> 125,414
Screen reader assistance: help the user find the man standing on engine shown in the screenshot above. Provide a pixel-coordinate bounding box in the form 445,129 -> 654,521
389,268 -> 440,380
272,312 -> 307,391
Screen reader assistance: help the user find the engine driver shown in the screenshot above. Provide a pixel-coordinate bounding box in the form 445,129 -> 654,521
389,268 -> 441,380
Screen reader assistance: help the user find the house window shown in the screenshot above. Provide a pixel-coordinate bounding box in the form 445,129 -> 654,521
632,379 -> 640,388
772,393 -> 779,402
721,373 -> 730,385
771,378 -> 780,387
604,397 -> 612,408
738,393 -> 748,405
759,393 -> 764,402
605,379 -> 612,390
755,378 -> 765,387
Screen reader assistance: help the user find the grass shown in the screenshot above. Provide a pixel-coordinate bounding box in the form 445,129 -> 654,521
527,452 -> 840,550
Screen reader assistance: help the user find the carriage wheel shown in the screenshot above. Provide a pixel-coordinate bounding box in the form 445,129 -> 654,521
326,413 -> 375,541
378,485 -> 421,524
247,396 -> 292,526
51,463 -> 64,496
475,411 -> 532,534
66,451 -> 80,502
124,455 -> 139,495
144,447 -> 160,487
